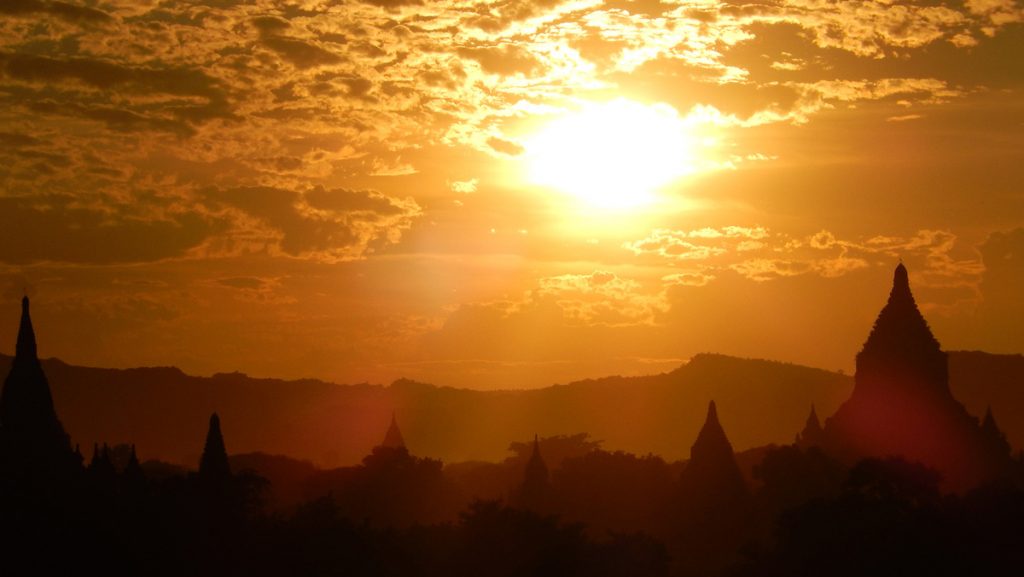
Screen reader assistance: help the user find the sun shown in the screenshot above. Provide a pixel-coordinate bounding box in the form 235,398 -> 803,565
522,99 -> 699,210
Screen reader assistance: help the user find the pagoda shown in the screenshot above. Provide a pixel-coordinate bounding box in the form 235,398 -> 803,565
0,297 -> 78,480
823,263 -> 1010,490
679,400 -> 748,508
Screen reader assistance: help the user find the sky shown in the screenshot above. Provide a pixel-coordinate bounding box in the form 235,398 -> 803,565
0,0 -> 1021,389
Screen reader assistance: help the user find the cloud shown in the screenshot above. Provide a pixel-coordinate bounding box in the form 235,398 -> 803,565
0,195 -> 218,265
213,275 -> 295,304
457,44 -> 544,76
662,271 -> 716,287
487,136 -> 525,156
0,0 -> 113,25
624,226 -> 980,287
449,178 -> 478,193
261,37 -> 343,69
0,53 -> 232,136
202,185 -> 422,262
0,53 -> 225,100
216,276 -> 267,290
729,258 -> 811,282
623,229 -> 733,260
535,270 -> 668,326
360,0 -> 424,8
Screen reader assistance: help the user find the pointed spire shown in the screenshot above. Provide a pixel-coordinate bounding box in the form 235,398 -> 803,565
16,295 -> 38,361
891,262 -> 911,303
980,405 -> 1012,460
796,404 -> 825,448
808,404 -> 820,427
381,411 -> 406,449
691,400 -> 735,462
680,400 -> 748,504
858,262 -> 942,368
981,405 -> 997,432
517,433 -> 549,511
88,442 -> 116,479
198,412 -> 231,480
980,405 -> 1007,442
525,434 -> 548,482
123,443 -> 146,486
0,297 -> 75,478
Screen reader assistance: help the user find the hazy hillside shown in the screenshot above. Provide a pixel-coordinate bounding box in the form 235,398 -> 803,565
1,351 -> 1019,467
949,350 -> 1024,452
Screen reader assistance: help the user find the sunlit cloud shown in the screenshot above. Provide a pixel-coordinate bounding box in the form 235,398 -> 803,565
0,0 -> 1019,386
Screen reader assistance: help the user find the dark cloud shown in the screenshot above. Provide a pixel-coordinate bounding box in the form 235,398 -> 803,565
0,54 -> 233,134
723,20 -> 1024,88
359,0 -> 424,8
0,0 -> 113,25
204,186 -> 421,261
0,195 -> 218,265
0,53 -> 225,99
487,136 -> 524,156
304,186 -> 410,215
0,131 -> 41,146
250,15 -> 291,36
262,36 -> 343,68
26,98 -> 198,137
457,44 -> 543,76
216,276 -> 267,290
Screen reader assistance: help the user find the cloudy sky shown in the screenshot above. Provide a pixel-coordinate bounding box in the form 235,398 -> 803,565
0,0 -> 1021,388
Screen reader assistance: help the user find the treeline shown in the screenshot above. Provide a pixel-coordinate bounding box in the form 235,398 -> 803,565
5,438 -> 1024,576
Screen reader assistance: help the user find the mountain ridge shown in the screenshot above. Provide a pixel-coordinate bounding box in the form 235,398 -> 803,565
1,350 -> 1019,468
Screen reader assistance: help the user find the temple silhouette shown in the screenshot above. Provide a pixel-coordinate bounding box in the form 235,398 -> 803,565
821,263 -> 1012,490
0,296 -> 80,486
678,401 -> 747,509
381,411 -> 406,450
512,434 -> 550,511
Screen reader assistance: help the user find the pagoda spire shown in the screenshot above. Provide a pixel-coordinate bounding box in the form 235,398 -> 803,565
690,401 -> 736,463
680,401 -> 747,500
1,297 -> 74,476
381,411 -> 406,450
858,263 -> 942,364
980,406 -> 1011,458
796,404 -> 825,448
15,295 -> 37,362
122,444 -> 147,488
198,412 -> 231,481
823,262 -> 1011,490
524,434 -> 548,487
515,434 -> 550,511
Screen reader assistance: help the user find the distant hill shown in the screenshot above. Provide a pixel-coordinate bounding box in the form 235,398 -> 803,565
1,351 -> 1019,467
948,350 -> 1024,450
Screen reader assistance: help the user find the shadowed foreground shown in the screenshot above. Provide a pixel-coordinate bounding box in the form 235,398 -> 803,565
3,267 -> 1024,576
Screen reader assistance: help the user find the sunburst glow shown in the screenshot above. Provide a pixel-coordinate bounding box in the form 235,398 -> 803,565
523,99 -> 699,209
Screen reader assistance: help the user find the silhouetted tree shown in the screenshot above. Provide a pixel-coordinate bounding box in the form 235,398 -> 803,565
553,449 -> 675,537
753,445 -> 844,523
735,457 -> 977,577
